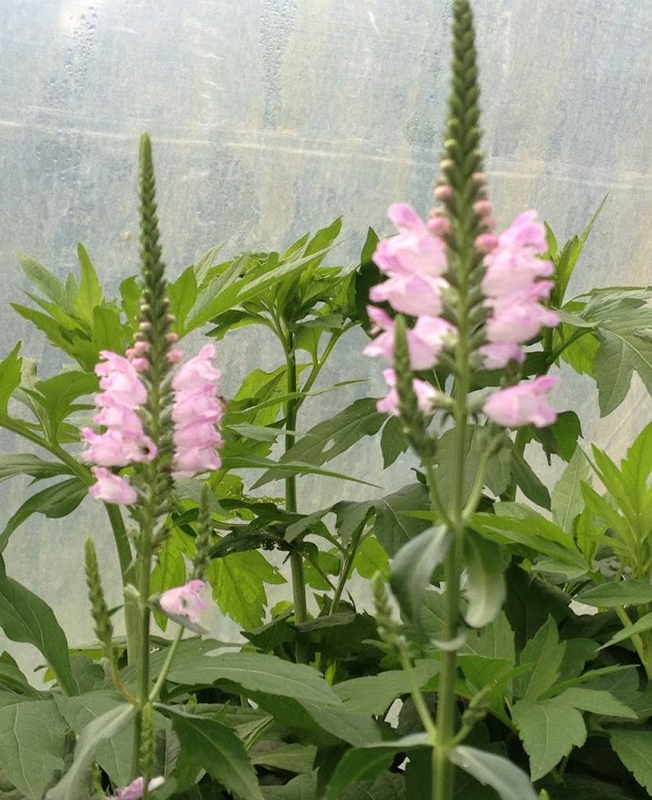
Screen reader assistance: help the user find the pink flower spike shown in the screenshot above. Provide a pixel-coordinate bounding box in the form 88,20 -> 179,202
159,580 -> 209,633
484,375 -> 559,428
387,202 -> 423,232
172,344 -> 221,391
108,776 -> 165,800
89,468 -> 137,505
475,233 -> 500,253
369,273 -> 445,317
377,369 -> 438,416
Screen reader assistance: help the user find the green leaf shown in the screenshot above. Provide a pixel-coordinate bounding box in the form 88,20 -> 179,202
463,531 -> 505,628
599,610 -> 652,650
509,442 -> 551,509
205,550 -> 285,630
252,743 -> 317,775
462,613 -> 515,662
551,447 -> 591,532
553,687 -> 636,718
374,483 -> 430,556
169,265 -> 198,333
0,557 -> 76,695
166,651 -> 340,705
512,699 -> 586,780
0,344 -> 22,416
390,526 -> 451,630
515,617 -> 565,702
448,746 -> 538,800
380,416 -> 409,468
297,700 -> 381,747
17,254 -> 69,310
151,532 -> 188,631
92,306 -> 124,353
45,704 -> 135,800
610,730 -> 652,795
31,371 -> 97,440
324,735 -> 429,799
74,244 -> 103,325
333,662 -> 439,716
352,535 -> 389,580
167,709 -> 264,800
56,691 -> 134,787
0,454 -> 72,483
0,698 -> 68,800
0,478 -> 87,552
576,581 -> 652,607
254,399 -> 385,487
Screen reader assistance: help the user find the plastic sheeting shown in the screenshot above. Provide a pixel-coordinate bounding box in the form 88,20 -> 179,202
0,0 -> 651,663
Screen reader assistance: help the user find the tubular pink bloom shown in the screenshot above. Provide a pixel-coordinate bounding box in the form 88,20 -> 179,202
475,233 -> 499,254
484,375 -> 558,428
377,368 -> 438,416
480,343 -> 525,369
108,776 -> 165,800
426,215 -> 450,236
81,428 -> 157,467
95,352 -> 147,408
363,307 -> 455,370
486,287 -> 559,344
93,406 -> 146,437
159,580 -> 209,633
89,467 -> 137,505
373,203 -> 448,278
172,445 -> 222,479
172,392 -> 223,426
172,344 -> 221,391
500,210 -> 548,251
369,273 -> 446,317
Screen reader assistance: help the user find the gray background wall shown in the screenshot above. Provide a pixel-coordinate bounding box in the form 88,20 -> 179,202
0,0 -> 650,671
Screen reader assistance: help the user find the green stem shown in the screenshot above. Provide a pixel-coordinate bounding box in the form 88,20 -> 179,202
615,606 -> 652,679
546,328 -> 593,366
104,505 -> 139,665
398,647 -> 438,740
284,333 -> 308,663
329,524 -> 366,616
149,625 -> 184,702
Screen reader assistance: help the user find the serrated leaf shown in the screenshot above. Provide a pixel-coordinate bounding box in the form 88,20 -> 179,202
463,531 -> 505,628
206,550 -> 285,630
352,534 -> 389,580
374,483 -> 430,556
167,709 -> 264,800
46,703 -> 135,800
599,610 -> 652,650
17,254 -> 69,309
551,447 -> 591,532
512,699 -> 586,780
0,698 -> 68,800
390,526 -> 451,630
380,416 -> 409,468
611,729 -> 652,795
515,616 -> 565,701
333,661 -> 439,715
553,687 -> 636,718
448,745 -> 538,800
74,244 -> 103,325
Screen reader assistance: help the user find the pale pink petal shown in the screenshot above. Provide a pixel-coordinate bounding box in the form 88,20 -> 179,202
89,468 -> 137,505
484,376 -> 558,428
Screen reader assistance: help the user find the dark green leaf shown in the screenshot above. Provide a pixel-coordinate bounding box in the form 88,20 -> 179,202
380,416 -> 409,468
0,454 -> 72,483
577,581 -> 652,608
463,531 -> 505,628
610,730 -> 652,795
448,746 -> 537,800
374,483 -> 430,556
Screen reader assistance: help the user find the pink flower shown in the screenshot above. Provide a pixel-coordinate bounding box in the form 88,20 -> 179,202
159,580 -> 209,633
373,203 -> 448,278
363,307 -> 455,370
484,375 -> 558,428
81,428 -> 157,467
88,467 -> 137,505
95,352 -> 147,408
108,776 -> 164,800
369,273 -> 446,317
486,283 -> 559,344
172,344 -> 223,479
376,368 -> 439,416
480,343 -> 525,369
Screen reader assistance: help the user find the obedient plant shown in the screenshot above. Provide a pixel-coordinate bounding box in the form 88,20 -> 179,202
361,1 -> 561,797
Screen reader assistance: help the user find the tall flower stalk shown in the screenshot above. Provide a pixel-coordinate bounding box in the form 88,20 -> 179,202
365,2 -> 559,798
80,134 -> 223,798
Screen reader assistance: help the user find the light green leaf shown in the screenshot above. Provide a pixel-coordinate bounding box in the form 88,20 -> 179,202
611,729 -> 652,795
448,745 -> 538,800
92,306 -> 124,353
0,454 -> 72,483
168,265 -> 198,333
206,550 -> 285,630
576,581 -> 652,607
17,254 -> 69,310
333,661 -> 439,716
0,344 -> 22,416
0,557 -> 76,695
599,610 -> 652,650
390,526 -> 451,630
512,699 -> 586,780
352,534 -> 389,580
74,244 -> 103,325
515,617 -> 565,702
552,447 -> 591,532
463,531 -> 505,628
167,709 -> 264,800
46,704 -> 135,800
0,698 -> 68,800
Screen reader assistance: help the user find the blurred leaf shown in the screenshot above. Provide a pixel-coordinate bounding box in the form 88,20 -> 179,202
463,531 -> 506,628
576,581 -> 652,607
551,447 -> 591,532
380,416 -> 409,468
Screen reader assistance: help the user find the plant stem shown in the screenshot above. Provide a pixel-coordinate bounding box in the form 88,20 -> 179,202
148,625 -> 184,703
284,332 -> 308,663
